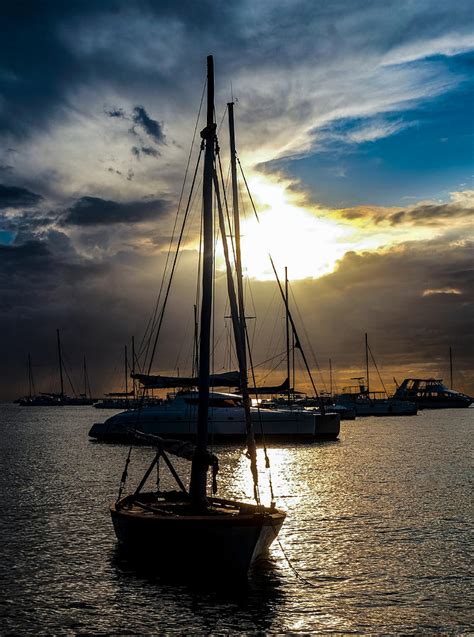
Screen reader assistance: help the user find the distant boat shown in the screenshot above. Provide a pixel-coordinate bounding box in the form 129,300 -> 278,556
335,334 -> 417,417
17,333 -> 97,406
393,378 -> 472,409
93,341 -> 163,409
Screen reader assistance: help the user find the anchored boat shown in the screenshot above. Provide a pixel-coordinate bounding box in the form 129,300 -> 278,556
109,56 -> 292,577
394,378 -> 472,409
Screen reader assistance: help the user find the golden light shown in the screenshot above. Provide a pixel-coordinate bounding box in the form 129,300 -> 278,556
237,177 -> 352,280
213,173 -> 438,282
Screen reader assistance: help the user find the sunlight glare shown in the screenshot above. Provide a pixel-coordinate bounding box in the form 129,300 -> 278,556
237,177 -> 351,280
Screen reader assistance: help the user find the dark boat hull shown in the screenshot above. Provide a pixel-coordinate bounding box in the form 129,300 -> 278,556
111,494 -> 285,577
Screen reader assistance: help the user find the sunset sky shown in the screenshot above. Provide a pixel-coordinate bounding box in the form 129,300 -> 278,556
1,0 -> 473,399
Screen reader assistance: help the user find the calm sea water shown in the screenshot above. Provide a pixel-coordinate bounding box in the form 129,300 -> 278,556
0,404 -> 472,634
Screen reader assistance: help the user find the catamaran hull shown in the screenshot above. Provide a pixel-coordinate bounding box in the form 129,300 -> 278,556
111,501 -> 285,577
90,410 -> 340,442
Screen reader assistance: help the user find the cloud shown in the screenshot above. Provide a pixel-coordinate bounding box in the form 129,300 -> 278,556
131,106 -> 166,145
0,184 -> 43,209
61,195 -> 169,226
422,287 -> 462,296
386,201 -> 474,226
381,32 -> 474,66
104,106 -> 126,118
337,190 -> 474,227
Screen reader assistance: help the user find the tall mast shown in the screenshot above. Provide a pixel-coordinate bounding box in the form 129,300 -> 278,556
449,346 -> 453,389
365,332 -> 370,394
190,55 -> 215,505
132,336 -> 136,399
222,92 -> 259,503
57,329 -> 64,398
329,358 -> 333,396
28,353 -> 34,398
227,101 -> 246,364
83,356 -> 87,398
124,345 -> 128,397
285,267 -> 291,405
193,304 -> 199,378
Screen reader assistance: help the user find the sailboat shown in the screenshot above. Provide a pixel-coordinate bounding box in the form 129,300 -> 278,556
335,334 -> 417,416
110,56 -> 286,576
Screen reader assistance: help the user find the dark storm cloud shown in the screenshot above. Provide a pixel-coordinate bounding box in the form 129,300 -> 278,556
0,184 -> 43,209
62,195 -> 169,226
0,239 -> 51,272
247,236 -> 474,391
131,106 -> 165,145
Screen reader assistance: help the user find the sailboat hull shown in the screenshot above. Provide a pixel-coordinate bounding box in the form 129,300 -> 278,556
90,402 -> 340,442
111,493 -> 286,577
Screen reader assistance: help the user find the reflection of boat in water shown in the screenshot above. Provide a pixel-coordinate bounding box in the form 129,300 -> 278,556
89,389 -> 340,441
109,57 -> 286,578
394,378 -> 472,409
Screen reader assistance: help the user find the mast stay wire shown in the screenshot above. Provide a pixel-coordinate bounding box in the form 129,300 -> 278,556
118,81 -> 206,499
368,343 -> 389,396
289,284 -> 328,394
138,79 -> 206,365
144,146 -> 204,377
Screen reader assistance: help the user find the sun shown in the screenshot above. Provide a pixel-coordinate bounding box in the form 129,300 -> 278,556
236,177 -> 351,280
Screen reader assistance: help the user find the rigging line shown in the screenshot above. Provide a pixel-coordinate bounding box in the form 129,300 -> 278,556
244,276 -> 259,352
368,343 -> 388,396
253,348 -> 288,369
289,284 -> 328,393
256,352 -> 289,383
216,150 -> 237,266
273,532 -> 322,590
61,354 -> 77,397
245,326 -> 275,503
145,145 -> 204,376
237,157 -> 325,411
139,79 -> 207,362
216,103 -> 228,135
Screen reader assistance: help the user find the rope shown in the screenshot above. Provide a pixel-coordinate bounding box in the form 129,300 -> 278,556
139,79 -> 206,364
368,343 -> 389,396
273,532 -> 321,590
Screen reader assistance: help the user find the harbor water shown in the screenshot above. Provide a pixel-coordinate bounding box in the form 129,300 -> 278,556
0,404 -> 472,634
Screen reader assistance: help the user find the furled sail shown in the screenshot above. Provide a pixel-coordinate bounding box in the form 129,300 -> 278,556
248,377 -> 293,395
132,370 -> 240,389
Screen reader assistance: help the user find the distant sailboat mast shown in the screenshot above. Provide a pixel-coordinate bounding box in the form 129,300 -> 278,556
285,266 -> 291,405
365,332 -> 370,395
449,346 -> 453,390
329,358 -> 333,397
28,353 -> 36,398
57,329 -> 64,399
